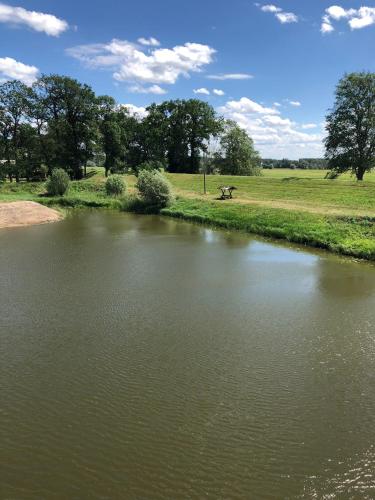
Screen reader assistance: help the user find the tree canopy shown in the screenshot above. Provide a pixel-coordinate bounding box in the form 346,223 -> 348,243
325,72 -> 375,181
0,73 -> 264,181
216,120 -> 261,176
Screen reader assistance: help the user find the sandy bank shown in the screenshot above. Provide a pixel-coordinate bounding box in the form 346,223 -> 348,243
0,201 -> 62,229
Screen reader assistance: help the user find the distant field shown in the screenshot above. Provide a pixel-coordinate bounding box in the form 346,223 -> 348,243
261,168 -> 375,181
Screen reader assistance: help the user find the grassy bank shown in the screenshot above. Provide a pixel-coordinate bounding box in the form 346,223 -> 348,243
1,168 -> 374,260
162,198 -> 375,260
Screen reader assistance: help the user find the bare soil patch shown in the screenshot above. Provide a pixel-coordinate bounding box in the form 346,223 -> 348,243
0,201 -> 62,229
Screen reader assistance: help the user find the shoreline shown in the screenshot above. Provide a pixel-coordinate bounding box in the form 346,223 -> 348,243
161,198 -> 375,261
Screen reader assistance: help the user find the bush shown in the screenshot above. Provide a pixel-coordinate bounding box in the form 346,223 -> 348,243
134,160 -> 165,176
105,175 -> 126,196
136,170 -> 174,209
46,168 -> 70,196
325,170 -> 340,180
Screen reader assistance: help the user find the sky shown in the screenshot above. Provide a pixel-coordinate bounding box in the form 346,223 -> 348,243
0,1 -> 374,159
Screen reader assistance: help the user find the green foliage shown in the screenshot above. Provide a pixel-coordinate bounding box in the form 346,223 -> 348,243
261,158 -> 328,169
325,72 -> 375,181
136,170 -> 175,208
325,170 -> 340,180
138,99 -> 223,174
46,168 -> 70,196
134,160 -> 165,176
105,174 -> 126,196
217,120 -> 261,176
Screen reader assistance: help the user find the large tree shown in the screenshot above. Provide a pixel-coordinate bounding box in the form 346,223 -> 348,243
0,80 -> 31,181
217,120 -> 261,176
325,72 -> 375,181
141,99 -> 222,174
32,75 -> 99,179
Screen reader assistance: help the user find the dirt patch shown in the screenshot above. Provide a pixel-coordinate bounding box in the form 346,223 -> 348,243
0,201 -> 62,229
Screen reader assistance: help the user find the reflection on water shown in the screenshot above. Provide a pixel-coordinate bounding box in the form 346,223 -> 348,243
1,211 -> 375,500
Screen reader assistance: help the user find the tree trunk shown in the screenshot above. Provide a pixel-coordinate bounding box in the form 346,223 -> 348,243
356,166 -> 365,181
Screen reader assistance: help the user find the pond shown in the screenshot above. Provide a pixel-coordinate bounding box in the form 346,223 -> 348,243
1,211 -> 375,499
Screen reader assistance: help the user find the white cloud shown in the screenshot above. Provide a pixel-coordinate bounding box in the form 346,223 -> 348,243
0,3 -> 68,36
122,104 -> 148,119
129,84 -> 167,94
0,56 -> 39,85
289,100 -> 301,107
194,87 -> 210,95
273,102 -> 281,107
275,12 -> 298,24
321,5 -> 375,33
258,4 -> 298,24
137,37 -> 160,47
207,73 -> 253,80
219,97 -> 280,115
213,88 -> 225,96
67,39 -> 215,86
219,96 -> 323,158
321,16 -> 334,33
301,123 -> 317,129
261,4 -> 282,13
326,5 -> 350,20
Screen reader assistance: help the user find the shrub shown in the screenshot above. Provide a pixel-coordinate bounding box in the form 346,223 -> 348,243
134,160 -> 165,176
46,168 -> 70,196
105,175 -> 126,196
136,170 -> 174,209
325,170 -> 340,180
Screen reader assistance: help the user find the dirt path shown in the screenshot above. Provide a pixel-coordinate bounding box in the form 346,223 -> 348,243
0,201 -> 62,229
174,189 -> 375,218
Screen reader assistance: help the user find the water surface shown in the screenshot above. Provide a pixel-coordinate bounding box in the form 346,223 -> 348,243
1,212 -> 375,499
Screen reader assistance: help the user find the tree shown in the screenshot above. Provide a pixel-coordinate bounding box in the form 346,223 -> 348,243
139,99 -> 222,174
33,75 -> 99,179
97,98 -> 138,176
217,120 -> 261,175
325,72 -> 375,181
0,80 -> 31,181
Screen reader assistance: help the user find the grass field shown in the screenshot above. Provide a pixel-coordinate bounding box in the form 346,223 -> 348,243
0,168 -> 374,260
166,171 -> 375,217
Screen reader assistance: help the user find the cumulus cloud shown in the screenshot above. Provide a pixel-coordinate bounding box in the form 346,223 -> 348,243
213,88 -> 225,96
67,39 -> 215,86
137,37 -> 160,47
321,5 -> 375,33
219,96 -> 323,158
276,12 -> 298,24
221,97 -> 280,115
194,87 -> 210,95
122,104 -> 148,119
261,4 -> 282,13
207,73 -> 253,80
129,84 -> 167,94
288,100 -> 301,107
258,4 -> 298,24
0,3 -> 68,36
0,56 -> 39,85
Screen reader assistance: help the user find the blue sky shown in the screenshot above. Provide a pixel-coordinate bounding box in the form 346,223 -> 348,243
0,1 -> 374,158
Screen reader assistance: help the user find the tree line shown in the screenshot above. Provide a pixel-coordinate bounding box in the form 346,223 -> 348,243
262,158 -> 328,169
0,74 -> 261,182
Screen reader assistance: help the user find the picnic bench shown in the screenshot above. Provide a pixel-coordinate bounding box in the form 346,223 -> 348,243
218,186 -> 237,200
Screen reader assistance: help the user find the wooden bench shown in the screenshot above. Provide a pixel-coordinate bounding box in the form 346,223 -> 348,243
218,186 -> 237,200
